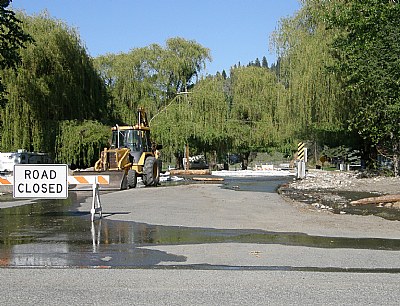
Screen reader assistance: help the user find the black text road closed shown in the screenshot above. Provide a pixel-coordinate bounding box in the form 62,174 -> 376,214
13,164 -> 68,199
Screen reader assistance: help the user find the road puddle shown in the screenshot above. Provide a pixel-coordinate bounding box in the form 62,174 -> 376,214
221,176 -> 291,193
1,192 -> 400,269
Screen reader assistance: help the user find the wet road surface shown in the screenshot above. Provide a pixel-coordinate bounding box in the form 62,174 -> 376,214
1,176 -> 400,272
2,202 -> 400,269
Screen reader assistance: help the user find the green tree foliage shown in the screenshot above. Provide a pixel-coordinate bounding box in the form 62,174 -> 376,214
94,38 -> 211,125
221,70 -> 227,79
328,0 -> 400,171
271,0 -> 349,156
228,66 -> 283,166
262,56 -> 268,68
55,120 -> 110,167
160,37 -> 211,98
0,12 -> 108,166
6,0 -> 398,171
0,0 -> 32,105
152,75 -> 230,162
94,48 -> 161,125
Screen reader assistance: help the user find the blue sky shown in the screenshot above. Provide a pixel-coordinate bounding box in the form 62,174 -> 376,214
11,0 -> 301,75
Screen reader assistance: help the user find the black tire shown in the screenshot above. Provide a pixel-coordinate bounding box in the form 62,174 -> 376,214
143,157 -> 160,186
120,174 -> 128,190
127,169 -> 137,189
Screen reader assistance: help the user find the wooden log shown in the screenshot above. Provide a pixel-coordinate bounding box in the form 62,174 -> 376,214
192,177 -> 224,182
350,194 -> 400,206
170,169 -> 211,175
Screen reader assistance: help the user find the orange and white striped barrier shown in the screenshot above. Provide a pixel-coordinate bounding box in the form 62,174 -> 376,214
67,175 -> 109,185
0,177 -> 12,185
0,175 -> 110,186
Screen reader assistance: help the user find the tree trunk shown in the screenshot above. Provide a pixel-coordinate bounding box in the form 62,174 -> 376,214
392,139 -> 399,177
241,152 -> 250,170
174,152 -> 184,170
350,194 -> 400,205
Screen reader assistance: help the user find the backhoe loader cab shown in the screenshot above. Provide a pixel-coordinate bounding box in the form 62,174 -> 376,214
110,125 -> 152,162
89,108 -> 162,190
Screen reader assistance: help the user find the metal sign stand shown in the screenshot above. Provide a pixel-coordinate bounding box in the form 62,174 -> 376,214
90,177 -> 102,222
68,174 -> 109,222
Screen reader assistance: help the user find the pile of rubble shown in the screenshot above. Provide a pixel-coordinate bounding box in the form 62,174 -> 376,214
288,170 -> 400,194
282,170 -> 400,219
289,171 -> 359,191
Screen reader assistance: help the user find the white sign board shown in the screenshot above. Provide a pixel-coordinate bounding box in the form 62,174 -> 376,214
13,164 -> 68,199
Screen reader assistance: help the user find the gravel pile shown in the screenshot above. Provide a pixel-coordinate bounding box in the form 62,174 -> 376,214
289,171 -> 359,191
288,170 -> 400,194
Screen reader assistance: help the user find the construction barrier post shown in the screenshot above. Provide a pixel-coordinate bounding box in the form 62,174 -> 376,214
90,176 -> 102,222
296,160 -> 306,179
296,142 -> 307,179
67,175 -> 108,222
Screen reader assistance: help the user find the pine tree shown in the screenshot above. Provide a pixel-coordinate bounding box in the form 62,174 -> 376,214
221,70 -> 227,79
262,56 -> 268,68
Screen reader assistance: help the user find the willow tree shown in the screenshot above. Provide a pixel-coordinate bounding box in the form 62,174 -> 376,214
0,12 -> 108,164
228,66 -> 283,168
55,120 -> 110,168
159,37 -> 212,99
94,48 -> 162,125
94,37 -> 211,126
151,75 -> 230,167
189,75 -> 231,158
0,0 -> 32,106
271,0 -> 349,158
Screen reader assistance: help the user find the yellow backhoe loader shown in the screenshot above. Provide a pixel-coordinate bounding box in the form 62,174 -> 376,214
74,108 -> 162,189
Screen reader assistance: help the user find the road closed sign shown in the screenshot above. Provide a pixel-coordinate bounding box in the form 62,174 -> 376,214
13,164 -> 68,199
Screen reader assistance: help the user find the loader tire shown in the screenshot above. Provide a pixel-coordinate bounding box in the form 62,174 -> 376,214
127,169 -> 137,189
120,174 -> 128,190
143,157 -> 160,186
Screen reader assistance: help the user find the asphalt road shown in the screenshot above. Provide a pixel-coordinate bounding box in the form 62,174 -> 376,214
1,269 -> 399,305
1,179 -> 400,304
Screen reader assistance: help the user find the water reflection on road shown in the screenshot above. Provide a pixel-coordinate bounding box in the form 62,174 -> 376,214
221,176 -> 291,193
0,176 -> 400,269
